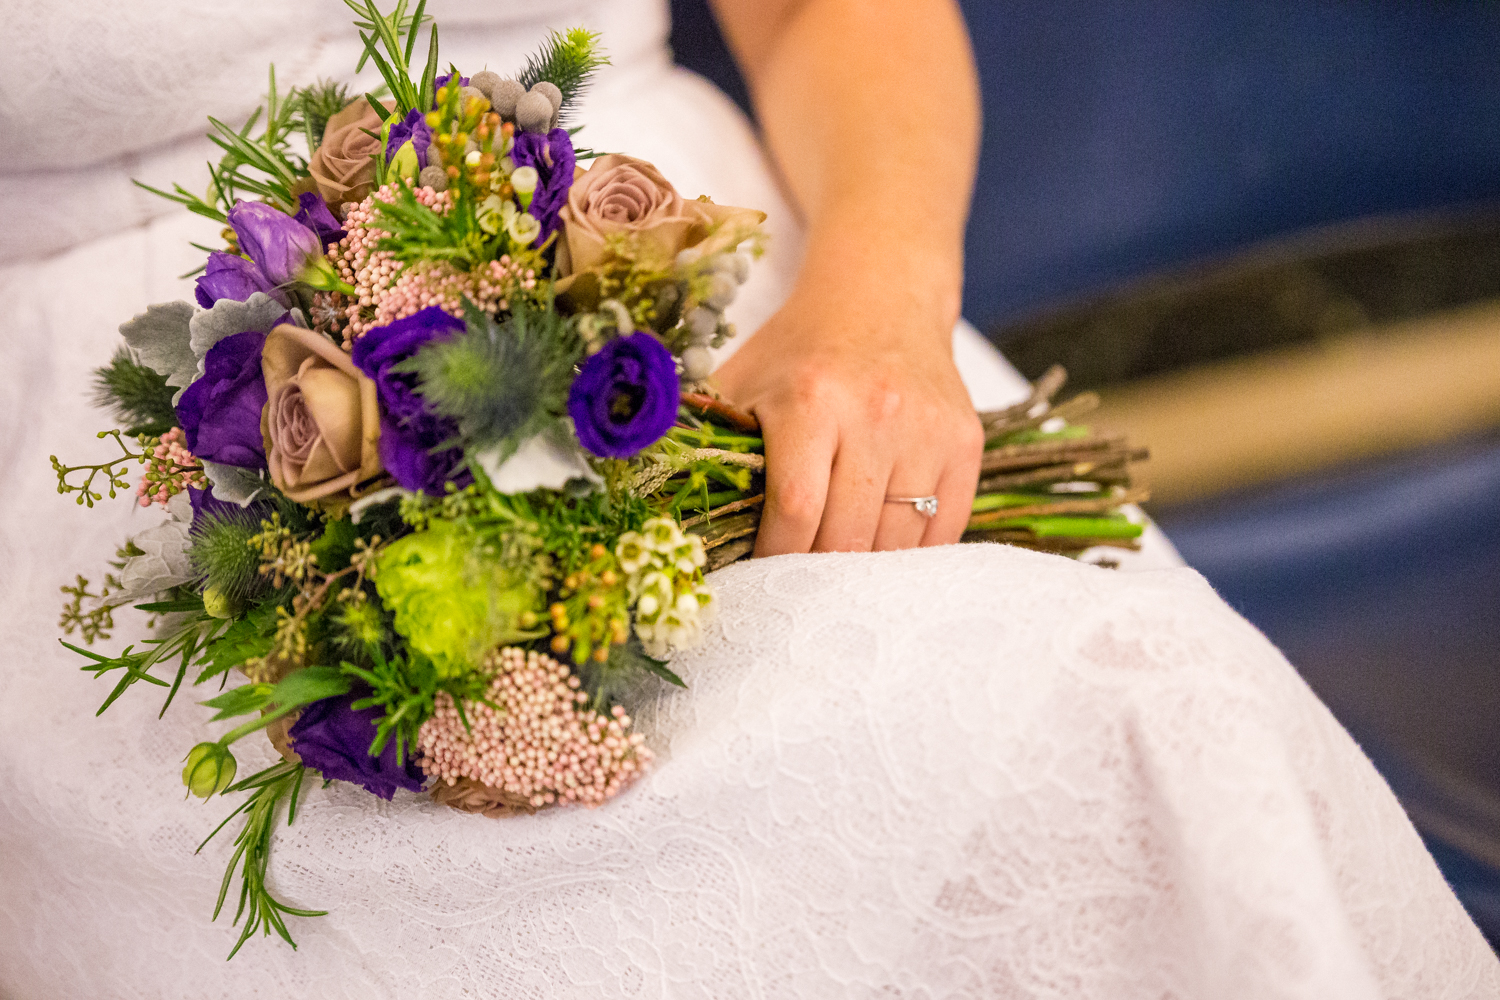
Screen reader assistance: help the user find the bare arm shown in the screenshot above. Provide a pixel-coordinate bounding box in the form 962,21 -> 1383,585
709,0 -> 985,553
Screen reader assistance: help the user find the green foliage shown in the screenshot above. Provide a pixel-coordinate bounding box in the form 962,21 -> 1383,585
370,178 -> 493,270
343,0 -> 440,115
199,761 -> 322,959
198,602 -> 279,684
199,666 -> 354,746
400,482 -> 653,571
62,604 -> 228,719
298,78 -> 353,151
517,28 -> 609,123
190,509 -> 268,602
308,515 -> 360,573
340,644 -> 490,766
405,300 -> 581,456
92,346 -> 178,436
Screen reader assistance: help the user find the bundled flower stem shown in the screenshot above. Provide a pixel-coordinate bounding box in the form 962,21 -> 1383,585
676,365 -> 1151,562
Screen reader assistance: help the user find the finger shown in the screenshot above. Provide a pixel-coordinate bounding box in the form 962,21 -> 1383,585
921,440 -> 982,548
873,461 -> 945,552
811,439 -> 887,552
754,409 -> 836,557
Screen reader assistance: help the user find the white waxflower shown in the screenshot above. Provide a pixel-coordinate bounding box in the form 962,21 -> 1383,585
672,535 -> 706,574
477,194 -> 506,235
633,571 -> 674,615
618,517 -> 715,656
615,531 -> 649,575
642,518 -> 682,553
507,211 -> 541,247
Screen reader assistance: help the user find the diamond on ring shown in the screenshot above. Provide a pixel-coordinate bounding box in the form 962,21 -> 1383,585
886,495 -> 939,518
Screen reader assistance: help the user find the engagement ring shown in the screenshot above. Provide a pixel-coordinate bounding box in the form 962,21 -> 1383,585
886,495 -> 940,517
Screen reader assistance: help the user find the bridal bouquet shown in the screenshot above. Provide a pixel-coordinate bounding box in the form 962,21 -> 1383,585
52,2 -> 1147,957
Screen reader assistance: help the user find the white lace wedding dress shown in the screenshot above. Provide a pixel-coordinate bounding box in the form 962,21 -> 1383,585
0,1 -> 1494,997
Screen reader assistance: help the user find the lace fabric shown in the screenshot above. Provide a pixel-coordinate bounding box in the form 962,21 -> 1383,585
3,529 -> 1496,996
0,0 -> 1494,994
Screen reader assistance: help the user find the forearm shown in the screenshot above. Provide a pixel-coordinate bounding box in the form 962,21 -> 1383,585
712,0 -> 981,338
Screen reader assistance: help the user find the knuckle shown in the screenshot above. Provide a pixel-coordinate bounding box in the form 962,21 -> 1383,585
770,483 -> 822,525
954,413 -> 985,454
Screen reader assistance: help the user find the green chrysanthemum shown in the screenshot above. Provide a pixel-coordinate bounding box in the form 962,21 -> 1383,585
373,520 -> 543,678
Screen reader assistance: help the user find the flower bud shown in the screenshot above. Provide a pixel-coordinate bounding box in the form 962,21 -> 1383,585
299,254 -> 358,296
201,584 -> 240,619
514,90 -> 553,134
389,140 -> 420,182
680,345 -> 714,381
182,742 -> 237,799
510,165 -> 539,210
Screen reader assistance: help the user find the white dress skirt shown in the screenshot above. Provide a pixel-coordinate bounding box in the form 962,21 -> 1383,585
0,1 -> 1494,996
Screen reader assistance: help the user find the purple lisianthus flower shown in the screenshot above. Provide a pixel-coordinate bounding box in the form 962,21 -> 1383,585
568,332 -> 680,458
351,306 -> 471,495
510,128 -> 577,242
174,330 -> 270,469
385,108 -> 433,169
293,191 -> 346,247
194,252 -> 284,309
287,688 -> 426,800
433,71 -> 469,93
227,200 -> 321,287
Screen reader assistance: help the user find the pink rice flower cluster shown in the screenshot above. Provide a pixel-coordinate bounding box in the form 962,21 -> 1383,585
136,427 -> 207,508
417,646 -> 652,809
329,184 -> 538,346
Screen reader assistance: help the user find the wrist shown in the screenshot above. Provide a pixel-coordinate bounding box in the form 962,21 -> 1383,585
795,216 -> 965,343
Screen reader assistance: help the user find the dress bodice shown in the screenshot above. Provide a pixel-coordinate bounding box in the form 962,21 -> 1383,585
0,0 -> 671,263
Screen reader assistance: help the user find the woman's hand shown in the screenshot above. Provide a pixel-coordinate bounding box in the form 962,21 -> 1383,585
705,0 -> 984,556
713,267 -> 983,557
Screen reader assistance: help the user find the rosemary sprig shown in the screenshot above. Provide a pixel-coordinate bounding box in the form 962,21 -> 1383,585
61,600 -> 227,718
199,761 -> 323,959
344,0 -> 439,115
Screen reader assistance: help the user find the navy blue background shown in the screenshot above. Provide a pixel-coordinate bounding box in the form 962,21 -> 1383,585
672,1 -> 1500,331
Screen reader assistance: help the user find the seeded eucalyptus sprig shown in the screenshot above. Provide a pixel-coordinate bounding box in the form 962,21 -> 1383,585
50,429 -> 154,507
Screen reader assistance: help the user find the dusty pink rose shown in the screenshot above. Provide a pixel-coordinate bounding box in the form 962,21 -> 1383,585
308,100 -> 384,209
556,154 -> 764,283
260,324 -> 382,504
